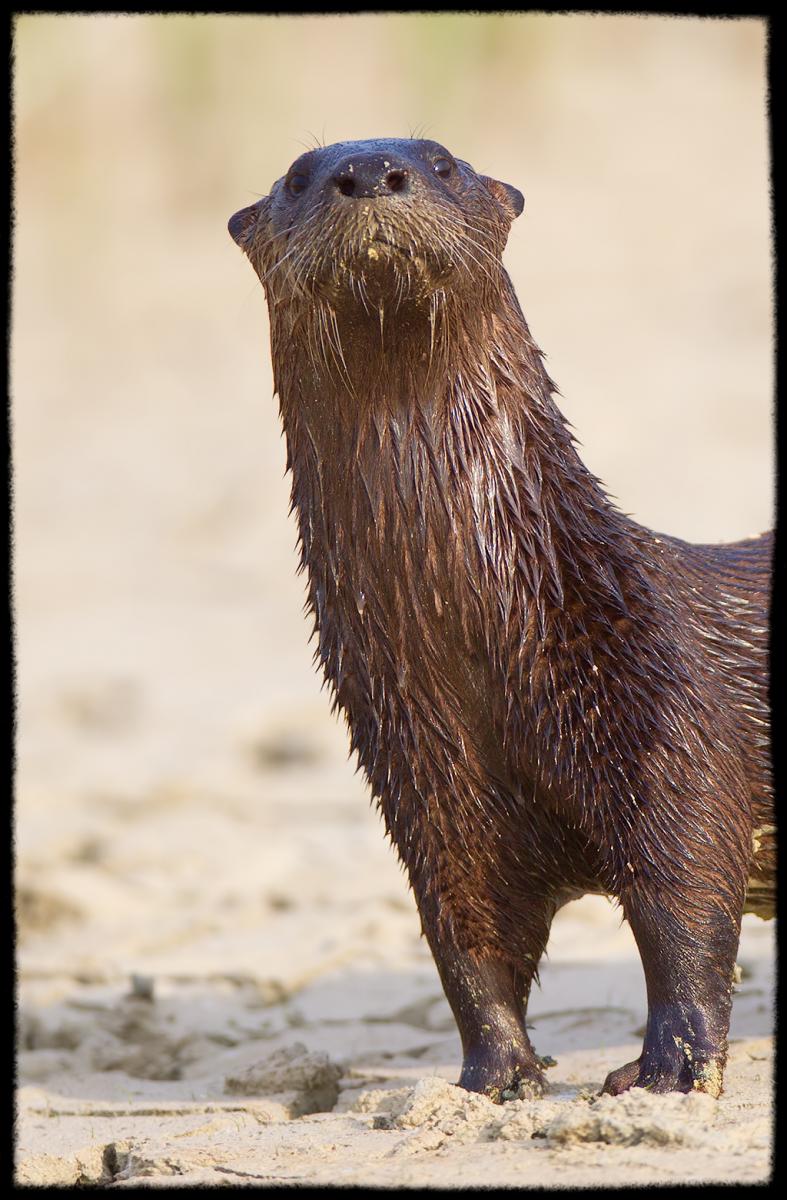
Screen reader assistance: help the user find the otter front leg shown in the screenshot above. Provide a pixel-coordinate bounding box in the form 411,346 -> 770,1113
448,951 -> 546,1102
416,889 -> 554,1102
603,884 -> 743,1098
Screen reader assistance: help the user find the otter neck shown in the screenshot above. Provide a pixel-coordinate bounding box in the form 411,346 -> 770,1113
273,276 -> 647,646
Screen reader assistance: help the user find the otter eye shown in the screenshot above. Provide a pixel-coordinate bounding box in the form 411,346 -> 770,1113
287,173 -> 309,197
433,158 -> 453,180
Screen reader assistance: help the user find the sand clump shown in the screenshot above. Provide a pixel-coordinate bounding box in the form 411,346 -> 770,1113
357,1076 -> 555,1158
224,1041 -> 343,1116
542,1087 -> 717,1147
14,1142 -> 124,1188
352,1077 -> 720,1155
356,1077 -> 546,1142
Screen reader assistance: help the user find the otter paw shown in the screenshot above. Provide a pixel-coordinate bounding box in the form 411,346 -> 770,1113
602,1053 -> 723,1098
459,1053 -> 546,1103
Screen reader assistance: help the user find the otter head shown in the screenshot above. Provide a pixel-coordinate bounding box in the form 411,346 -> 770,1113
228,138 -> 524,314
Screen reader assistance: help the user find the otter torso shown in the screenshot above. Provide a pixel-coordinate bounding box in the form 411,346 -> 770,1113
230,137 -> 773,1101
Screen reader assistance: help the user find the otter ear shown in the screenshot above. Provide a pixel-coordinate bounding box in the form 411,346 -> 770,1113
228,196 -> 269,249
481,176 -> 525,221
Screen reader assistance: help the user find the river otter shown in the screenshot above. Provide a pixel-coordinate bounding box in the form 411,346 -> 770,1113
229,138 -> 773,1101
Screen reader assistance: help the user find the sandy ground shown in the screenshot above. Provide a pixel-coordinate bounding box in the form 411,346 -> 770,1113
16,826 -> 774,1187
13,14 -> 774,1188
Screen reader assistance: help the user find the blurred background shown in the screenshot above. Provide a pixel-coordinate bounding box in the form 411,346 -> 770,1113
13,14 -> 773,1181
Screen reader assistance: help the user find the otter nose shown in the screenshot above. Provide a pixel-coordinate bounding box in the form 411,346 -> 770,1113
330,155 -> 410,199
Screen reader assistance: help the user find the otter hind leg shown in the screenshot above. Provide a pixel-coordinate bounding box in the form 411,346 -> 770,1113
602,881 -> 743,1098
417,889 -> 556,1103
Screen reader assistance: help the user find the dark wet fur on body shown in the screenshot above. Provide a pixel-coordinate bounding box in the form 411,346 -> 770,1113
230,138 -> 773,1102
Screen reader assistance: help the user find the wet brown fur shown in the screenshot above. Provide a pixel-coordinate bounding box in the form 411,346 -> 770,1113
229,138 -> 773,1102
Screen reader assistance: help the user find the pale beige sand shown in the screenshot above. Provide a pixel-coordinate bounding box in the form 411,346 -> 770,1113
14,14 -> 773,1188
